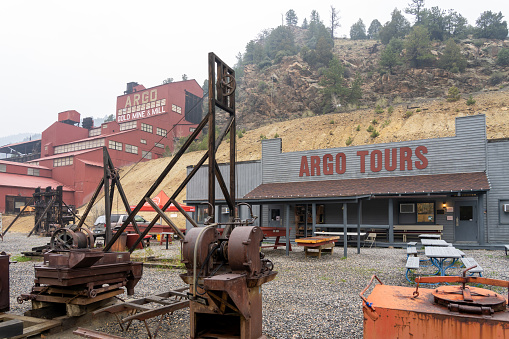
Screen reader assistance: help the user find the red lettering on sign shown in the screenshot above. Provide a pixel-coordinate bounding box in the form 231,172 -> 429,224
299,156 -> 310,177
310,156 -> 321,176
357,151 -> 369,173
385,148 -> 397,171
336,153 -> 346,174
370,150 -> 383,172
323,154 -> 334,175
400,147 -> 413,170
415,145 -> 428,169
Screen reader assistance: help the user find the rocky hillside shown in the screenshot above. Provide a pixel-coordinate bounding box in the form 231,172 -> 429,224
234,36 -> 509,131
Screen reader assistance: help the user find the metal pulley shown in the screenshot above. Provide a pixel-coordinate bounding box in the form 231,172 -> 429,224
50,225 -> 94,250
220,72 -> 236,96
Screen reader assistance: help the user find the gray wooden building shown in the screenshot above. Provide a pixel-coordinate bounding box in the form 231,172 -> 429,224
185,114 -> 509,246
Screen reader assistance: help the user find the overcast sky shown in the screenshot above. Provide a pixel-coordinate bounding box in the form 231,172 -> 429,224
0,0 -> 506,139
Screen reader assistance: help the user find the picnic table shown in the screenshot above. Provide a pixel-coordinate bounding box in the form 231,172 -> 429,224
425,246 -> 463,276
420,239 -> 451,246
295,236 -> 339,258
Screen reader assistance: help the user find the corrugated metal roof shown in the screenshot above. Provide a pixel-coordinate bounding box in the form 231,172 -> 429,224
243,172 -> 490,201
77,159 -> 103,167
0,172 -> 74,191
30,148 -> 101,162
0,160 -> 49,169
0,139 -> 41,149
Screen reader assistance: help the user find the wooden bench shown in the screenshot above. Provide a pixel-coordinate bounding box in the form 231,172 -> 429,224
407,242 -> 417,247
260,227 -> 292,251
394,225 -> 443,242
407,247 -> 417,257
405,256 -> 420,283
461,257 -> 483,276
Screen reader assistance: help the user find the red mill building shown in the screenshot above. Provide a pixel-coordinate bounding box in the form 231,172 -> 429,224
0,80 -> 202,212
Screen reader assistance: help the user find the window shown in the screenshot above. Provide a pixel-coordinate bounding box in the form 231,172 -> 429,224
27,168 -> 40,176
140,139 -> 147,144
190,127 -> 196,133
154,142 -> 164,148
55,139 -> 104,154
417,203 -> 435,223
141,123 -> 153,133
125,144 -> 138,154
142,151 -> 152,159
400,203 -> 415,213
108,140 -> 122,151
398,202 -> 435,224
196,205 -> 208,223
89,128 -> 101,137
119,121 -> 137,131
0,164 -> 5,173
156,127 -> 167,137
54,156 -> 73,167
172,104 -> 182,114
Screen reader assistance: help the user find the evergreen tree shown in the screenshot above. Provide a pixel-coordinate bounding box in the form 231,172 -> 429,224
421,6 -> 447,41
315,37 -> 333,66
350,19 -> 367,40
379,38 -> 403,73
405,26 -> 434,68
319,57 -> 348,112
302,18 -> 309,29
444,10 -> 468,38
438,39 -> 467,72
475,11 -> 508,40
405,0 -> 425,24
367,19 -> 382,40
379,8 -> 411,44
265,26 -> 297,59
310,10 -> 321,23
286,9 -> 298,26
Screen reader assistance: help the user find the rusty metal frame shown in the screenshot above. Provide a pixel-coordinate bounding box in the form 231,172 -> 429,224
105,53 -> 236,253
73,147 -> 143,250
93,287 -> 189,339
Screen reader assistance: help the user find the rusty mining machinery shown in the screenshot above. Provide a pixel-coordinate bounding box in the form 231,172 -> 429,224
104,53 -> 276,339
17,148 -> 143,317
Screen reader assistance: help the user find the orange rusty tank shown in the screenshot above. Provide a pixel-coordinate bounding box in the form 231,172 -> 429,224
361,275 -> 509,338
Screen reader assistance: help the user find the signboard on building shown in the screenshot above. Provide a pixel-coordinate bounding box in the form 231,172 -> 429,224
117,88 -> 168,123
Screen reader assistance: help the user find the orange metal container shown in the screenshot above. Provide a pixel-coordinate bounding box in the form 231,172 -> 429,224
363,284 -> 509,338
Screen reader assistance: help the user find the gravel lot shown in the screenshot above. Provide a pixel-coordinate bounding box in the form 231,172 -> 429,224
3,233 -> 509,338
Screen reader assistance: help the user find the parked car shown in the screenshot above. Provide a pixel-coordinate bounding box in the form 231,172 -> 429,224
93,214 -> 150,234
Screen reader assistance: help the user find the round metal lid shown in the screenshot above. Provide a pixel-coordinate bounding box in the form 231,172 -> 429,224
433,285 -> 507,313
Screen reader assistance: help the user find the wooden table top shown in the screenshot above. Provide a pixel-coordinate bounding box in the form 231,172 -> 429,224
425,246 -> 462,258
295,236 -> 340,244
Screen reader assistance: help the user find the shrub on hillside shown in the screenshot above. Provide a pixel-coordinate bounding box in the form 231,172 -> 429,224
497,48 -> 509,66
447,86 -> 461,102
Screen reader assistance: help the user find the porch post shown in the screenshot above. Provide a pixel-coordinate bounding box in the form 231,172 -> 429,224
285,204 -> 290,256
478,193 -> 485,245
389,198 -> 394,243
357,200 -> 362,254
312,203 -> 316,236
343,202 -> 348,258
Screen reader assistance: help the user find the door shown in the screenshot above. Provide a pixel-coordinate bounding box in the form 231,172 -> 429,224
454,201 -> 477,242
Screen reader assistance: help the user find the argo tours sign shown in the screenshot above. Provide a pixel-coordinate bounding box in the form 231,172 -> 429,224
299,146 -> 428,177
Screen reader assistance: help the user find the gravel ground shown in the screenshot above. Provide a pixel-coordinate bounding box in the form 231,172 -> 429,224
3,233 -> 509,338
